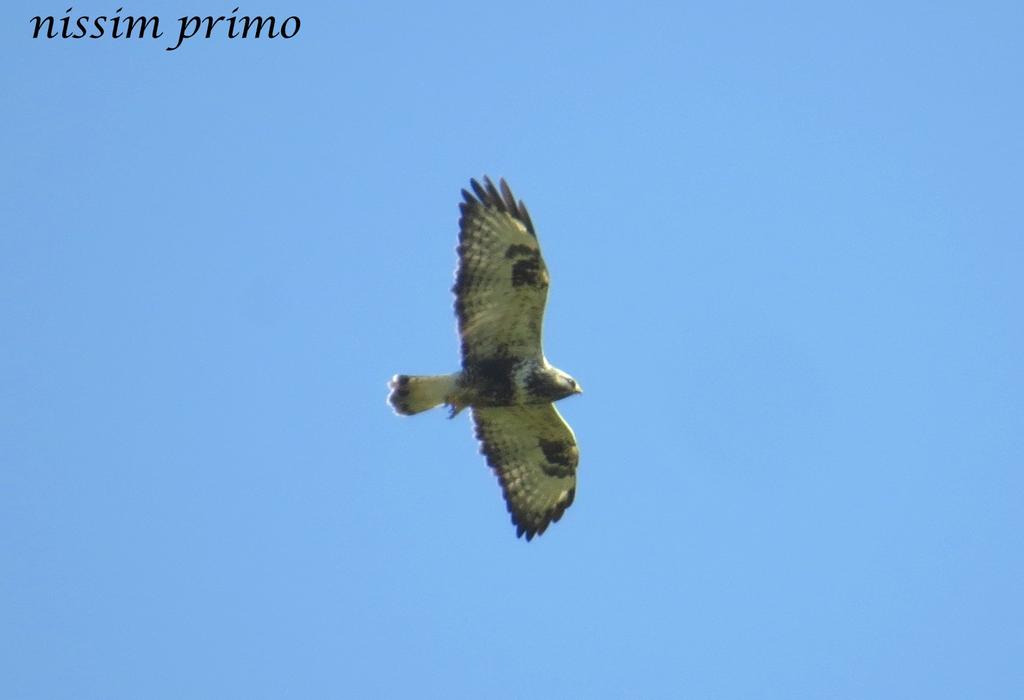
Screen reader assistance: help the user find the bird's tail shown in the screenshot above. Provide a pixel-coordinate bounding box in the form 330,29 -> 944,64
387,373 -> 459,415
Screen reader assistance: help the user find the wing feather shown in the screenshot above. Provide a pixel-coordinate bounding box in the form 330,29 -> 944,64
453,177 -> 549,365
471,404 -> 578,540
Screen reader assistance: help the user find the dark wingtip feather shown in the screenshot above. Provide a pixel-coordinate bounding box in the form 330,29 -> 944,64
515,520 -> 537,541
470,178 -> 488,203
498,179 -> 516,211
483,177 -> 505,212
461,176 -> 536,237
518,200 -> 535,235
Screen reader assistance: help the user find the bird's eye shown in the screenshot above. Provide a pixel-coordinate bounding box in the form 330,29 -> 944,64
569,379 -> 576,388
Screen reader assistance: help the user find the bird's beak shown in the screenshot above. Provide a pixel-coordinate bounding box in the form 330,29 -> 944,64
574,383 -> 584,395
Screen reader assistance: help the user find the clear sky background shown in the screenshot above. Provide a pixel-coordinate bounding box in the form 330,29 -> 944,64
3,2 -> 1022,698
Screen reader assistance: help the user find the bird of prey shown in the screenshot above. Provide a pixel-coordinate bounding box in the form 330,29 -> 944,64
388,177 -> 583,540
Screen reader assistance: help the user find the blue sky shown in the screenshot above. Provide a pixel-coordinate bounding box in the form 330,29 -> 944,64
3,2 -> 1022,697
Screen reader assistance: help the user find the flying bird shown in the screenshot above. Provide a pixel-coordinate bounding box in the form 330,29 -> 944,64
388,177 -> 583,540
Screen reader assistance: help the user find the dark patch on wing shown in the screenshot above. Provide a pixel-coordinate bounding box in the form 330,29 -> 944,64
504,242 -> 545,289
505,243 -> 534,259
538,438 -> 579,477
511,254 -> 543,287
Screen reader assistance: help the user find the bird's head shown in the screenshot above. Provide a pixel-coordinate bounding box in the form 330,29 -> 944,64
552,368 -> 583,400
569,376 -> 583,395
522,364 -> 583,402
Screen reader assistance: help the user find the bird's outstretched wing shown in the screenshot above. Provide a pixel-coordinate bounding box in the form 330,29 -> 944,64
471,403 -> 578,540
454,177 -> 549,365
